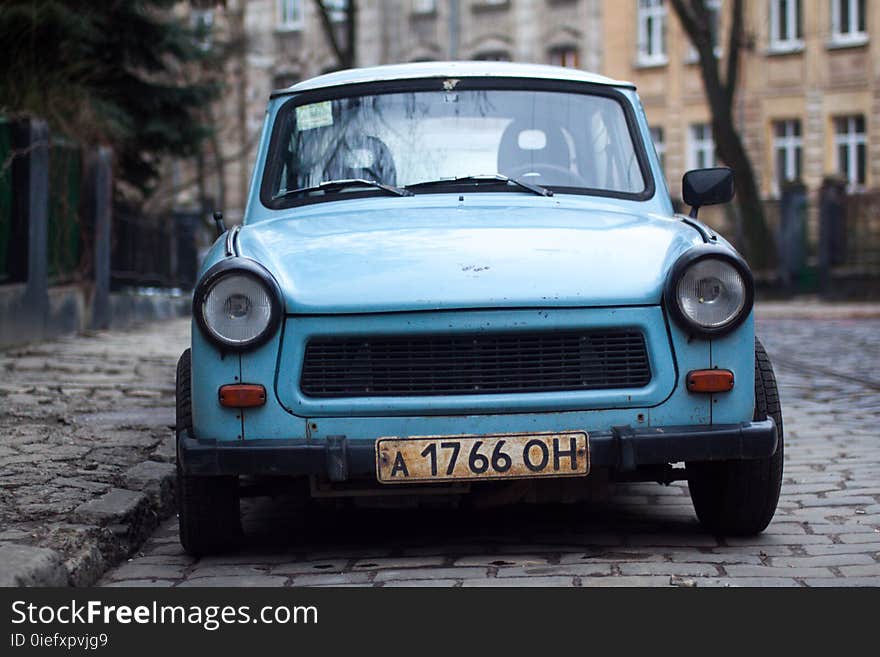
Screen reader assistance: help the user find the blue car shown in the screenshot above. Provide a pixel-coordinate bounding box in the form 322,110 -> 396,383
176,62 -> 782,555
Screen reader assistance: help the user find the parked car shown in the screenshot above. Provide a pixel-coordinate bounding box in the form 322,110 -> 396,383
176,61 -> 783,555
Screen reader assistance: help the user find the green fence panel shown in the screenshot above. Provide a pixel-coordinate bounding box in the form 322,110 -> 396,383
47,139 -> 82,282
0,118 -> 12,283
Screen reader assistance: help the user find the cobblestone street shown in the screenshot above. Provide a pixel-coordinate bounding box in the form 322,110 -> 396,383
0,321 -> 188,585
2,310 -> 879,587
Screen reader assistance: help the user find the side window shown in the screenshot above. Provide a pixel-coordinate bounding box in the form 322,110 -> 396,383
649,126 -> 665,171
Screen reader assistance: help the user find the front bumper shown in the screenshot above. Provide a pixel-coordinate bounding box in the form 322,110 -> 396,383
179,418 -> 778,479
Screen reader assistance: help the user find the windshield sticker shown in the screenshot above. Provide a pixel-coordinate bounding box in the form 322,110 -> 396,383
296,101 -> 333,130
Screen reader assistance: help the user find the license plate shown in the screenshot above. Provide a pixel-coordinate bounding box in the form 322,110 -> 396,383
376,431 -> 589,484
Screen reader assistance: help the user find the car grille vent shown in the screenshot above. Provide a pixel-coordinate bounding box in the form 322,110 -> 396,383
300,330 -> 651,398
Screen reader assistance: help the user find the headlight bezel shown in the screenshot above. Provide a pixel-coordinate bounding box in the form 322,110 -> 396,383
664,246 -> 754,338
193,258 -> 283,351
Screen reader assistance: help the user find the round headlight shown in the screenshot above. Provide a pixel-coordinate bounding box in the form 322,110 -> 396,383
195,261 -> 281,350
666,248 -> 753,336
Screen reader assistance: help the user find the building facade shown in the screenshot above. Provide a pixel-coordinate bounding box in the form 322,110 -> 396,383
159,0 -> 603,222
161,0 -> 877,237
603,0 -> 880,208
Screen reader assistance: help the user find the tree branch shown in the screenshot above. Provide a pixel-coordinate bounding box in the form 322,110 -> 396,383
0,139 -> 49,178
725,0 -> 744,104
344,0 -> 356,68
312,0 -> 346,67
671,0 -> 715,60
669,0 -> 701,41
145,128 -> 262,217
669,0 -> 773,268
672,0 -> 726,120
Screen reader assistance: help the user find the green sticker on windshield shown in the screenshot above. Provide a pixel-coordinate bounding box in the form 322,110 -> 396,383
296,101 -> 333,130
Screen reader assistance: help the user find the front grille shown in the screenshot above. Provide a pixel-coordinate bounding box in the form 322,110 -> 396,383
300,329 -> 651,398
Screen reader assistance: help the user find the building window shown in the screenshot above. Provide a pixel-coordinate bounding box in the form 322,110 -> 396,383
549,46 -> 580,68
471,0 -> 509,11
637,0 -> 667,66
769,0 -> 803,52
650,126 -> 666,170
278,0 -> 304,30
830,0 -> 867,45
323,0 -> 348,23
412,0 -> 437,14
474,50 -> 512,61
834,115 -> 867,188
687,0 -> 723,61
772,119 -> 803,194
688,123 -> 716,170
190,8 -> 214,50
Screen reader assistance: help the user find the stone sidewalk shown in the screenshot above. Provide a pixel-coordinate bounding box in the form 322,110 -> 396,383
0,319 -> 189,585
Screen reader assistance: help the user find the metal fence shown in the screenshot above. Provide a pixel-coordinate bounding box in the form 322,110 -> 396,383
111,207 -> 200,290
0,117 -> 197,346
759,184 -> 880,297
0,119 -> 85,285
844,191 -> 880,270
1,116 -> 199,293
0,118 -> 12,283
47,139 -> 83,283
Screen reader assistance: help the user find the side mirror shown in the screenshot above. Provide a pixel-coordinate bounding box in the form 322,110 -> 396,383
682,167 -> 735,218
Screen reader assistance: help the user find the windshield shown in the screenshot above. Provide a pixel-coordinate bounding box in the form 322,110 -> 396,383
261,82 -> 649,206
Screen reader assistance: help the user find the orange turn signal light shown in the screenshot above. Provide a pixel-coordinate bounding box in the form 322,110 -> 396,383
219,384 -> 266,408
686,369 -> 734,393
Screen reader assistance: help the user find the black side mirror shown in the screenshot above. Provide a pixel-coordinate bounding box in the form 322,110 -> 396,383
682,167 -> 735,218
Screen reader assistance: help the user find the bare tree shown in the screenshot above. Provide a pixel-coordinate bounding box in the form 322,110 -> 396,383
670,0 -> 774,269
312,0 -> 357,70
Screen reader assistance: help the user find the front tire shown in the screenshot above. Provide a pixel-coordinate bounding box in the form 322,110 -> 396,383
176,349 -> 241,556
687,338 -> 784,536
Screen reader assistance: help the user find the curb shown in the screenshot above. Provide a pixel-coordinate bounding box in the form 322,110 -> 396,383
1,441 -> 178,587
0,544 -> 68,587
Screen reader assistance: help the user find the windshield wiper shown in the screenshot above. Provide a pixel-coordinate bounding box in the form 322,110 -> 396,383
406,174 -> 553,197
273,178 -> 412,201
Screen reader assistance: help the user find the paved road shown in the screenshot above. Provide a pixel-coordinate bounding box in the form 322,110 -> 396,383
3,313 -> 877,587
88,314 -> 880,587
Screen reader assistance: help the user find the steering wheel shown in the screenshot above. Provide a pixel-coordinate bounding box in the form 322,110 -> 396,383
505,163 -> 588,188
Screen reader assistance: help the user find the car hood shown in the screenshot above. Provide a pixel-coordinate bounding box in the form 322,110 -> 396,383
236,201 -> 704,314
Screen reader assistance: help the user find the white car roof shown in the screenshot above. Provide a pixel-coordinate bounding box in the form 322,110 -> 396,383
274,61 -> 635,97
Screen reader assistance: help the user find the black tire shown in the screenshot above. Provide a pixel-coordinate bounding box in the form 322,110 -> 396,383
176,349 -> 241,556
687,338 -> 784,536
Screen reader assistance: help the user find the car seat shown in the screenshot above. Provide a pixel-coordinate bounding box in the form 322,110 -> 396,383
322,135 -> 397,186
497,120 -> 571,180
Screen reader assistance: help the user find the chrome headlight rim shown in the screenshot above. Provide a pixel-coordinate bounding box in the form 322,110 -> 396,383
193,258 -> 283,351
664,246 -> 754,338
